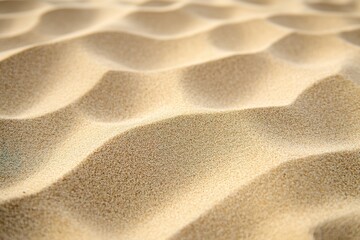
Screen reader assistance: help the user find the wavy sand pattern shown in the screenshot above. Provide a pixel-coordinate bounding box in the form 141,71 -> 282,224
1,0 -> 360,239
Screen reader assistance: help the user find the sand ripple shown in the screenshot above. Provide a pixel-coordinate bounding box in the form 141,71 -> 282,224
1,0 -> 360,239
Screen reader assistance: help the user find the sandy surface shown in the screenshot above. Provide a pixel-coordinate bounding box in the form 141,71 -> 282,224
1,0 -> 360,239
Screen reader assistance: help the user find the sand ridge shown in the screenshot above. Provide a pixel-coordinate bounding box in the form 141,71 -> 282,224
1,0 -> 360,239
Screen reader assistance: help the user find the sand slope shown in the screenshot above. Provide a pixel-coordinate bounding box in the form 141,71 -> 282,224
1,0 -> 360,239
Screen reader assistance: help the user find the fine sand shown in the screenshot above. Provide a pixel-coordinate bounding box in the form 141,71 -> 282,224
1,0 -> 360,239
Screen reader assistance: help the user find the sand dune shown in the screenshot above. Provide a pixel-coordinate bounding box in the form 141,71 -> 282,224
1,0 -> 360,239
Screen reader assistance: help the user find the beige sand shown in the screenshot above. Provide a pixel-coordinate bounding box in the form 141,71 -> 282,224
1,0 -> 360,239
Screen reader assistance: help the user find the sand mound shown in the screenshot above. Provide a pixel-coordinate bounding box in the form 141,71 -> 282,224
173,150 -> 360,240
1,0 -> 360,239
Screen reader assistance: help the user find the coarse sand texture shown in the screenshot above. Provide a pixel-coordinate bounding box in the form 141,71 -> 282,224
1,0 -> 360,239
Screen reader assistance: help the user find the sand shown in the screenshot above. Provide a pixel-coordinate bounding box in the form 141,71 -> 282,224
1,0 -> 360,239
